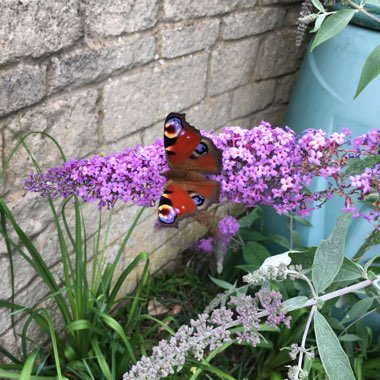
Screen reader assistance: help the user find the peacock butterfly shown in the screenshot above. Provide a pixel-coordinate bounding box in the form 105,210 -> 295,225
158,112 -> 223,227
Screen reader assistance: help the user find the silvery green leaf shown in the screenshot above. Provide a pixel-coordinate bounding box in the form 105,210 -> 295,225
284,296 -> 308,311
311,9 -> 357,51
333,257 -> 363,283
342,297 -> 374,324
314,310 -> 355,380
310,13 -> 327,33
311,0 -> 325,12
338,334 -> 362,342
312,214 -> 351,294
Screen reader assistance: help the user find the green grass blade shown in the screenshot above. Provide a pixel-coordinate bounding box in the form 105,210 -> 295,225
20,350 -> 38,380
0,345 -> 22,364
91,338 -> 112,380
0,369 -> 56,380
99,207 -> 145,296
0,200 -> 71,323
99,313 -> 136,363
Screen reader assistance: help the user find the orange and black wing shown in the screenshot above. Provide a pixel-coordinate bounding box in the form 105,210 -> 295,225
158,179 -> 220,227
164,113 -> 222,175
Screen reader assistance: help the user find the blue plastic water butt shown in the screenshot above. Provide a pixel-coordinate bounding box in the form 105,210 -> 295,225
266,24 -> 380,259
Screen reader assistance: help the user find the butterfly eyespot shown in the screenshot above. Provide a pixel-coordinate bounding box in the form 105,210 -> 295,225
195,142 -> 208,155
164,117 -> 183,139
158,204 -> 177,224
191,193 -> 205,206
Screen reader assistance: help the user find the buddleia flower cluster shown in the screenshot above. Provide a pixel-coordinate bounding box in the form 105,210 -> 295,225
25,123 -> 380,225
123,288 -> 290,380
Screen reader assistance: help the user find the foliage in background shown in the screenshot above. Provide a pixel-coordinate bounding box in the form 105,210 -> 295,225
297,0 -> 380,98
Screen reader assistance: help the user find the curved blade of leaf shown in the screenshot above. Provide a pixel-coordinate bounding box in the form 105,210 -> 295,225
355,44 -> 380,98
311,9 -> 356,51
314,310 -> 355,380
312,214 -> 351,294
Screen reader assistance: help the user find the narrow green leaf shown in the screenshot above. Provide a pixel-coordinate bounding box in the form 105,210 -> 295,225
238,207 -> 261,228
338,334 -> 362,342
208,276 -> 236,290
354,228 -> 380,262
356,321 -> 369,357
344,155 -> 380,178
20,351 -> 38,380
311,9 -> 356,51
333,257 -> 363,283
342,297 -> 373,324
312,214 -> 351,294
91,338 -> 112,380
311,0 -> 325,12
284,296 -> 308,312
355,44 -> 380,98
310,13 -> 327,33
314,310 -> 355,380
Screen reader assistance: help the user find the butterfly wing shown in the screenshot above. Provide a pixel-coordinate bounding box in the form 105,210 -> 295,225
164,113 -> 222,175
158,178 -> 220,227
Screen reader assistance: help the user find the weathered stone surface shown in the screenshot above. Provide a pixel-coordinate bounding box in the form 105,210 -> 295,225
275,72 -> 298,103
48,36 -> 155,93
227,116 -> 253,129
260,0 -> 300,4
184,93 -> 231,131
0,0 -> 81,65
209,38 -> 260,96
230,80 -> 276,119
255,29 -> 302,79
84,0 -> 159,36
223,8 -> 285,40
2,89 -> 99,190
0,64 -> 46,117
142,119 -> 165,146
285,4 -> 303,26
163,0 -> 239,20
102,53 -> 208,142
161,20 -> 219,58
0,257 -> 11,300
251,104 -> 288,126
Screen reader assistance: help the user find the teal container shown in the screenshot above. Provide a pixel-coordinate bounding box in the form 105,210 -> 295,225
267,24 -> 380,259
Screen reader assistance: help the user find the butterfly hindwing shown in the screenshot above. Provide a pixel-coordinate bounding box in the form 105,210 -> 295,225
158,179 -> 220,227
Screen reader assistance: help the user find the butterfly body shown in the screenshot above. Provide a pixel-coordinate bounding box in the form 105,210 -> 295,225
158,113 -> 222,227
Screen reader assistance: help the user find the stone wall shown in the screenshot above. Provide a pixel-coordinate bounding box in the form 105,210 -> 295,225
0,0 -> 303,356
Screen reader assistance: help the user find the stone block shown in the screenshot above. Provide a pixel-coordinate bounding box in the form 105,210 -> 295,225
227,116 -> 253,129
285,4 -> 303,26
260,0 -> 300,4
0,64 -> 46,117
208,39 -> 260,96
0,257 -> 11,300
2,89 -> 99,190
230,80 -> 276,119
48,36 -> 155,93
251,104 -> 288,126
0,0 -> 81,65
275,72 -> 298,103
102,53 -> 208,143
161,20 -> 219,58
255,29 -> 303,79
184,93 -> 231,131
163,0 -> 239,20
223,8 -> 286,40
84,0 -> 159,37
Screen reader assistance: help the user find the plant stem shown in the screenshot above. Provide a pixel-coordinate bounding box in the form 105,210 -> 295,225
346,0 -> 380,23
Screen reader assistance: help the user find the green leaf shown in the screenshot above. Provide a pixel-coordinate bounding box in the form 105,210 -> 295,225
339,334 -> 362,342
289,247 -> 317,269
284,296 -> 308,312
312,214 -> 351,294
333,257 -> 363,283
238,207 -> 262,228
311,9 -> 356,51
344,155 -> 380,178
311,0 -> 325,12
353,229 -> 380,262
242,241 -> 270,268
20,351 -> 38,380
310,13 -> 327,33
342,297 -> 373,324
314,310 -> 355,380
208,276 -> 236,291
356,321 -> 369,357
355,44 -> 380,98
